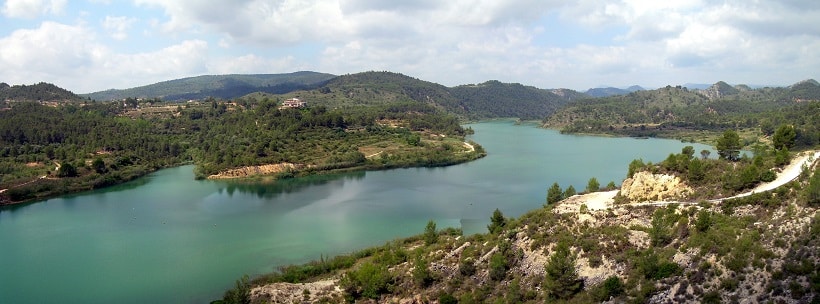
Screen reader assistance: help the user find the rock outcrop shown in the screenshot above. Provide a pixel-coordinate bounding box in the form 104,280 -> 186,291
620,172 -> 692,202
207,163 -> 300,179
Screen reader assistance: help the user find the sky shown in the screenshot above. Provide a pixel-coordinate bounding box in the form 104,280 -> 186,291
0,0 -> 818,93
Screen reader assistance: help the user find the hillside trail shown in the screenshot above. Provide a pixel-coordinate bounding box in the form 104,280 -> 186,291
570,150 -> 819,211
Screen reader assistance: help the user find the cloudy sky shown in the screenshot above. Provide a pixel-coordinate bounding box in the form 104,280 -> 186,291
1,0 -> 818,93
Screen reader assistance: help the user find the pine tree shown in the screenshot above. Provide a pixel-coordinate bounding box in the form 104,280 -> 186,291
546,182 -> 563,205
487,209 -> 506,234
544,241 -> 582,299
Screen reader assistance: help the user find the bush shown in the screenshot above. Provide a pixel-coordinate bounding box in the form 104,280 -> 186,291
220,275 -> 250,304
489,252 -> 507,281
412,256 -> 434,287
438,293 -> 458,304
340,262 -> 392,299
594,276 -> 624,301
459,258 -> 476,276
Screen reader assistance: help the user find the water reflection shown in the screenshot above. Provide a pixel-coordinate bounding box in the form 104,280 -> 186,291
215,171 -> 366,199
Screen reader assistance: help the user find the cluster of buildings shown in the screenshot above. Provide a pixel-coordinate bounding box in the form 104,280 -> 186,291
281,98 -> 307,108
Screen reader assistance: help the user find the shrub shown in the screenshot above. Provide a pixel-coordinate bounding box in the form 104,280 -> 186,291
438,293 -> 458,304
459,258 -> 476,276
412,256 -> 434,287
424,220 -> 438,245
594,276 -> 624,301
220,275 -> 250,304
340,262 -> 392,299
489,252 -> 507,281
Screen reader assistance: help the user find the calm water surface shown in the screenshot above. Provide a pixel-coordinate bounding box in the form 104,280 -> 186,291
0,121 -> 713,303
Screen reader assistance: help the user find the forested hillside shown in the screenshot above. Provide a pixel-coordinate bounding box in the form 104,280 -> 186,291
544,80 -> 820,148
450,80 -> 576,120
83,71 -> 336,101
1,91 -> 484,204
0,82 -> 84,103
243,72 -> 581,120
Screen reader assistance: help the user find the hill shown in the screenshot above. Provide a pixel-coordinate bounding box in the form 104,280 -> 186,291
544,80 -> 819,146
82,71 -> 336,101
450,80 -> 578,120
240,72 -> 580,120
0,82 -> 84,103
585,85 -> 644,98
788,79 -> 820,101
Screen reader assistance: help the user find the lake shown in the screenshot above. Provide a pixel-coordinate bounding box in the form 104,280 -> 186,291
0,121 -> 714,303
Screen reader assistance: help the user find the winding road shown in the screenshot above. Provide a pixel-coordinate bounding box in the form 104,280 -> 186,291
579,151 -> 819,210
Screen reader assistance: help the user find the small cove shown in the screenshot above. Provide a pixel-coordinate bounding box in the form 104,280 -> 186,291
0,121 -> 715,303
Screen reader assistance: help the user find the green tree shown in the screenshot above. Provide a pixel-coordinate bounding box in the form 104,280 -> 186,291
649,208 -> 675,247
546,182 -> 563,205
57,162 -> 78,177
695,210 -> 712,232
716,130 -> 741,161
627,158 -> 645,178
487,208 -> 506,234
92,157 -> 106,174
700,149 -> 711,160
544,241 -> 582,300
424,220 -> 438,245
586,177 -> 600,192
687,158 -> 705,183
681,146 -> 695,159
772,124 -> 796,150
563,185 -> 577,198
605,181 -> 617,190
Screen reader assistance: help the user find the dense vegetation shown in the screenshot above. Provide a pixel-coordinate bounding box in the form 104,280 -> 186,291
82,71 -> 336,101
450,80 -> 578,120
0,82 -> 85,103
545,80 -> 820,148
0,93 -> 484,204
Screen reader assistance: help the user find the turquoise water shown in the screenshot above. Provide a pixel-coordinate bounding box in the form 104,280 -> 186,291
0,121 -> 713,303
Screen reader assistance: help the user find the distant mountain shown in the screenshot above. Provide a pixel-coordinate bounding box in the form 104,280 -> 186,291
450,81 -> 577,120
83,71 -> 336,101
699,81 -> 740,100
787,79 -> 820,101
0,82 -> 84,102
242,72 -> 579,120
585,85 -> 644,97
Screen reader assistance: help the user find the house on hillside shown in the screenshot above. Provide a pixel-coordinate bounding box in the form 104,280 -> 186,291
282,98 -> 307,108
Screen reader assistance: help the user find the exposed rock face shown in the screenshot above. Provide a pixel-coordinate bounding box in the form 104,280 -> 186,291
620,172 -> 692,202
207,163 -> 300,179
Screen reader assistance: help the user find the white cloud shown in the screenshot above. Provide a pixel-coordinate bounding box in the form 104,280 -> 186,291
102,16 -> 137,40
0,21 -> 213,92
1,0 -> 819,92
2,0 -> 66,18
